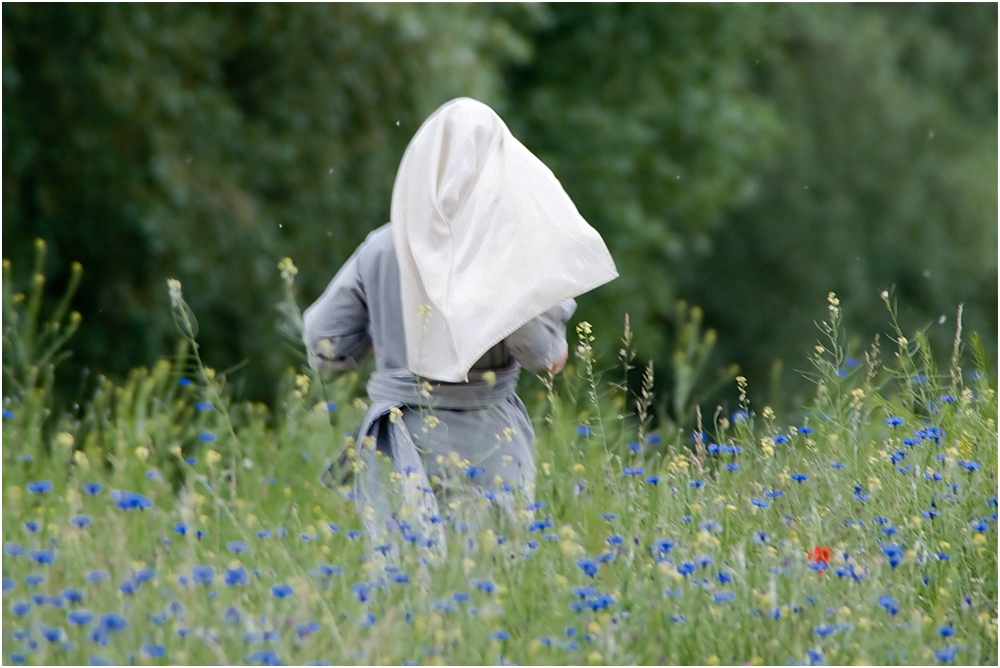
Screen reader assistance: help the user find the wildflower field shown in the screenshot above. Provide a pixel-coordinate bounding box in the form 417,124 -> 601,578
2,250 -> 998,666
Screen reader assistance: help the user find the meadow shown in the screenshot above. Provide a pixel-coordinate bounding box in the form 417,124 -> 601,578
2,249 -> 997,666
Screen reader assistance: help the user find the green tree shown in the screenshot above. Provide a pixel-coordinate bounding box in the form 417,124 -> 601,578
679,4 -> 997,401
3,3 -> 532,401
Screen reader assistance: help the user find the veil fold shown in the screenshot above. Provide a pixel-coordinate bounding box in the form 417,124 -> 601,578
391,98 -> 618,382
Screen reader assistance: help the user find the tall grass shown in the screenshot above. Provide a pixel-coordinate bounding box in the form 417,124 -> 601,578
2,253 -> 996,666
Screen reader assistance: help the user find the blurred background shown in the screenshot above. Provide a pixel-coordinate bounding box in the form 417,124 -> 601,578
3,3 -> 996,416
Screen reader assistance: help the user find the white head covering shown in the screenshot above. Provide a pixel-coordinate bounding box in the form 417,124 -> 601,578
391,98 -> 618,382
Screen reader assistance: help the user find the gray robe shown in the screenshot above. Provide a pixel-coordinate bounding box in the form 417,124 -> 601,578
303,224 -> 574,554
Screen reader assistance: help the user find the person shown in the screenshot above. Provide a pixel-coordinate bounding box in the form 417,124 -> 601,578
303,98 -> 617,559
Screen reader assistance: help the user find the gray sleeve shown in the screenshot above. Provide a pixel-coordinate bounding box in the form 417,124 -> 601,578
302,246 -> 373,372
505,299 -> 577,372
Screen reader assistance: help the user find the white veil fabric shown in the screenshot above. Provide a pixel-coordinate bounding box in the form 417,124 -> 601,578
391,98 -> 619,382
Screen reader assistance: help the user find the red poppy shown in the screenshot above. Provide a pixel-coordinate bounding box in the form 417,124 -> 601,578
808,546 -> 832,564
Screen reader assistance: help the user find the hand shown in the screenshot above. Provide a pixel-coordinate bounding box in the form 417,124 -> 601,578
543,351 -> 568,375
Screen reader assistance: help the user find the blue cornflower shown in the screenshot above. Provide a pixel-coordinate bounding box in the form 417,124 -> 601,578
528,518 -> 553,532
831,461 -> 846,469
297,621 -> 321,638
751,498 -> 770,509
854,484 -> 871,502
699,519 -> 723,533
813,623 -> 836,637
628,441 -> 641,453
85,570 -> 109,583
606,534 -> 624,546
939,624 -> 955,637
24,574 -> 45,586
5,542 -> 26,556
677,562 -> 695,576
224,566 -> 248,586
885,416 -> 904,427
247,650 -> 282,666
359,612 -> 377,628
882,543 -> 903,568
271,583 -> 293,598
184,456 -> 198,465
878,594 -> 900,615
451,591 -> 471,603
473,580 -> 496,594
934,646 -> 958,662
971,519 -> 988,532
351,582 -> 371,602
227,541 -> 249,553
142,645 -> 166,658
576,558 -> 599,578
70,515 -> 92,528
24,521 -> 40,532
1,577 -> 13,592
98,612 -> 128,631
195,401 -> 213,411
345,529 -> 361,540
173,522 -> 189,536
694,554 -> 714,568
12,600 -> 31,616
199,431 -> 216,442
717,571 -> 733,584
689,479 -> 704,489
2,409 -> 14,419
110,490 -> 153,511
646,433 -> 662,444
29,549 -> 56,565
601,513 -> 617,521
28,480 -> 53,493
773,434 -> 789,445
68,609 -> 94,625
489,629 -> 510,641
653,538 -> 675,555
197,529 -> 208,540
647,475 -> 660,484
577,425 -> 592,437
753,531 -> 768,543
799,426 -> 814,435
670,614 -> 686,623
119,579 -> 137,596
191,565 -> 215,586
133,569 -> 155,584
391,572 -> 410,584
89,658 -> 113,666
791,473 -> 808,482
957,460 -> 982,472
724,463 -> 740,472
40,624 -> 63,642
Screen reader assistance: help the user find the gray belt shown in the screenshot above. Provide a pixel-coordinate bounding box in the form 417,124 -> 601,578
365,364 -> 520,411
